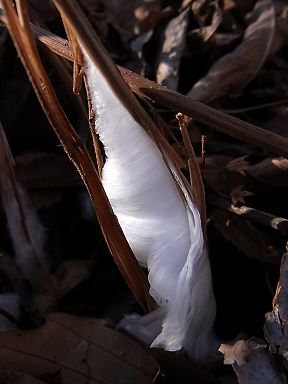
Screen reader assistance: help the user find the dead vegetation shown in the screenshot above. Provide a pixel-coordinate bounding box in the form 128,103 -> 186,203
0,0 -> 287,383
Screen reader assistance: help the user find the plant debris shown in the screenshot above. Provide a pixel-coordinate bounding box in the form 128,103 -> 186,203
0,0 -> 287,382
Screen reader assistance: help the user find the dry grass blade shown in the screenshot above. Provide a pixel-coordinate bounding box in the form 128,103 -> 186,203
176,113 -> 206,231
50,0 -> 181,171
62,17 -> 83,95
84,79 -> 104,176
62,18 -> 104,174
50,0 -> 205,206
1,0 -> 152,312
0,11 -> 287,158
265,252 -> 288,364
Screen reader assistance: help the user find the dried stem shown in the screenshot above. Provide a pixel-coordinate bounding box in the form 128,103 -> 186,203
1,0 -> 152,312
0,10 -> 287,157
84,76 -> 104,176
62,17 -> 83,94
200,135 -> 206,175
207,194 -> 288,236
176,113 -> 206,229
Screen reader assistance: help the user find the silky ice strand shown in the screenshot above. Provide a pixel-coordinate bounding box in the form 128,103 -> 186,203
84,53 -> 217,359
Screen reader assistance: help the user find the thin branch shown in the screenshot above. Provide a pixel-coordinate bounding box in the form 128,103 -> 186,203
62,16 -> 83,94
176,113 -> 206,230
207,194 -> 288,235
200,135 -> 206,175
0,10 -> 287,157
1,0 -> 152,312
84,76 -> 104,176
123,68 -> 288,159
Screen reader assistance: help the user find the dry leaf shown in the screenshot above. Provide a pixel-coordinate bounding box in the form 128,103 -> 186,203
269,0 -> 288,56
0,312 -> 158,384
264,251 -> 288,361
230,185 -> 254,205
220,339 -> 284,384
226,156 -> 250,176
247,157 -> 288,187
102,0 -> 143,43
156,8 -> 190,90
211,209 -> 279,263
188,0 -> 275,102
191,0 -> 223,42
134,1 -> 166,34
1,0 -> 152,312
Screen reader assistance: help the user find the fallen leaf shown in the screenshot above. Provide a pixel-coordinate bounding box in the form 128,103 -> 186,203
211,209 -> 280,263
220,339 -> 283,384
156,8 -> 190,90
102,0 -> 143,43
220,340 -> 253,366
230,185 -> 254,205
269,0 -> 288,56
0,312 -> 159,384
247,157 -> 288,187
264,251 -> 288,360
134,1 -> 168,34
226,156 -> 250,176
191,0 -> 223,42
188,0 -> 275,102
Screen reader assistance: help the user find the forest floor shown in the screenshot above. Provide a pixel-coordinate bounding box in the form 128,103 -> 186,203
0,1 -> 287,383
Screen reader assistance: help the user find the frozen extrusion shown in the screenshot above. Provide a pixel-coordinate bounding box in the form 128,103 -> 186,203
84,54 -> 217,359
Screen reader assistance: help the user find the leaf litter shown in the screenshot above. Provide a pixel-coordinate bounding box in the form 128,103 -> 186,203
0,0 -> 287,382
0,312 -> 158,384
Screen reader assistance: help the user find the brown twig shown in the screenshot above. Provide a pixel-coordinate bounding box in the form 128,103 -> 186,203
50,0 -> 207,228
84,76 -> 104,176
123,68 -> 288,159
1,0 -> 152,312
62,17 -> 83,94
1,10 -> 287,157
176,113 -> 206,229
207,194 -> 288,236
200,135 -> 206,175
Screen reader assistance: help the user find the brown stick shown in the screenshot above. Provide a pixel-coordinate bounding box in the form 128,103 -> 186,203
200,135 -> 206,175
122,67 -> 288,159
176,113 -> 206,230
207,194 -> 288,235
0,10 -> 287,157
84,76 -> 104,176
1,0 -> 152,312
